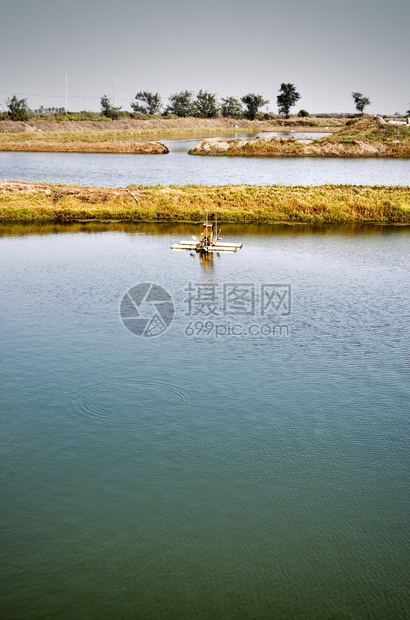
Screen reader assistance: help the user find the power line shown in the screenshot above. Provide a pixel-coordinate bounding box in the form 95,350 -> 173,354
0,90 -> 65,98
0,90 -> 132,103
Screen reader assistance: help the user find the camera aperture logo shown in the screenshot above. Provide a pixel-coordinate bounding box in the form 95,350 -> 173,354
120,283 -> 174,338
120,281 -> 291,340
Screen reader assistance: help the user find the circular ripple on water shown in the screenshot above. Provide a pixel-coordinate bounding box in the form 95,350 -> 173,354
75,380 -> 187,424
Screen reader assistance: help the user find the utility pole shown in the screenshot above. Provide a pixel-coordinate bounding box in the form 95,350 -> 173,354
65,73 -> 68,115
262,90 -> 268,114
113,77 -> 116,108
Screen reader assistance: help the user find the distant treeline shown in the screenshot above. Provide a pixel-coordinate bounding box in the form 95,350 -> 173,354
2,90 -> 289,121
2,87 -> 406,122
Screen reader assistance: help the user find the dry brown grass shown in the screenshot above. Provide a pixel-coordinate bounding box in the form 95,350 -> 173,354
189,122 -> 410,158
0,141 -> 168,154
0,181 -> 408,224
0,116 -> 342,135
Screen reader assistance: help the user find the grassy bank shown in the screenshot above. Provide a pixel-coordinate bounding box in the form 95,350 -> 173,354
189,120 -> 410,158
0,141 -> 168,154
1,181 -> 408,224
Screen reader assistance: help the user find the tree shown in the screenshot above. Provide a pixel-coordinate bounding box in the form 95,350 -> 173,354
407,104 -> 410,116
100,95 -> 122,119
240,93 -> 269,120
352,92 -> 371,114
131,91 -> 162,116
220,96 -> 243,119
7,96 -> 30,121
193,90 -> 218,118
165,91 -> 194,117
276,84 -> 301,118
298,109 -> 309,117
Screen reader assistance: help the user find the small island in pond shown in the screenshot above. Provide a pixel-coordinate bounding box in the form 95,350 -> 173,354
0,140 -> 168,154
189,120 -> 410,158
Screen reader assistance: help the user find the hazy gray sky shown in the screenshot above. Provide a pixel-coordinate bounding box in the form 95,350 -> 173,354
1,0 -> 409,114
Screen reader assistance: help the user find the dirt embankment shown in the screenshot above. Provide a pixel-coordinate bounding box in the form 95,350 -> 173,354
189,121 -> 410,158
0,141 -> 168,154
0,116 -> 341,135
0,118 -> 272,135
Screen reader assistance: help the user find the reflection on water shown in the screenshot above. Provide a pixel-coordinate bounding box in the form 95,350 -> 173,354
160,131 -> 332,151
1,220 -> 408,238
135,131 -> 332,148
198,251 -> 215,272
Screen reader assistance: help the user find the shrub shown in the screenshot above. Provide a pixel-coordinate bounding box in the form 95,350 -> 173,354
161,112 -> 179,119
100,95 -> 122,120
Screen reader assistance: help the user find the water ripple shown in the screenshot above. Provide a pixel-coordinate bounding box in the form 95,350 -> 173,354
74,379 -> 187,424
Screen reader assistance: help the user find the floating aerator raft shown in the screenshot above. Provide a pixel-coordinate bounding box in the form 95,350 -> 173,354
171,209 -> 243,254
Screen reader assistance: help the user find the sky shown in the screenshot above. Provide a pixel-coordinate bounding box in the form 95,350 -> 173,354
1,0 -> 409,115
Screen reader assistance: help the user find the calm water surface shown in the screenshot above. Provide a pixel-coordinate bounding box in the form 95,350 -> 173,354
1,132 -> 409,187
0,223 -> 408,619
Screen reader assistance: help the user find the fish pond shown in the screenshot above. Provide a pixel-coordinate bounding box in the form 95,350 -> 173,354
0,222 -> 408,619
1,132 -> 409,187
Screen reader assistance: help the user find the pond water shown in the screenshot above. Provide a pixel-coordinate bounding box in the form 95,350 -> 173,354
0,131 -> 409,187
0,223 -> 408,619
157,130 -> 333,149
